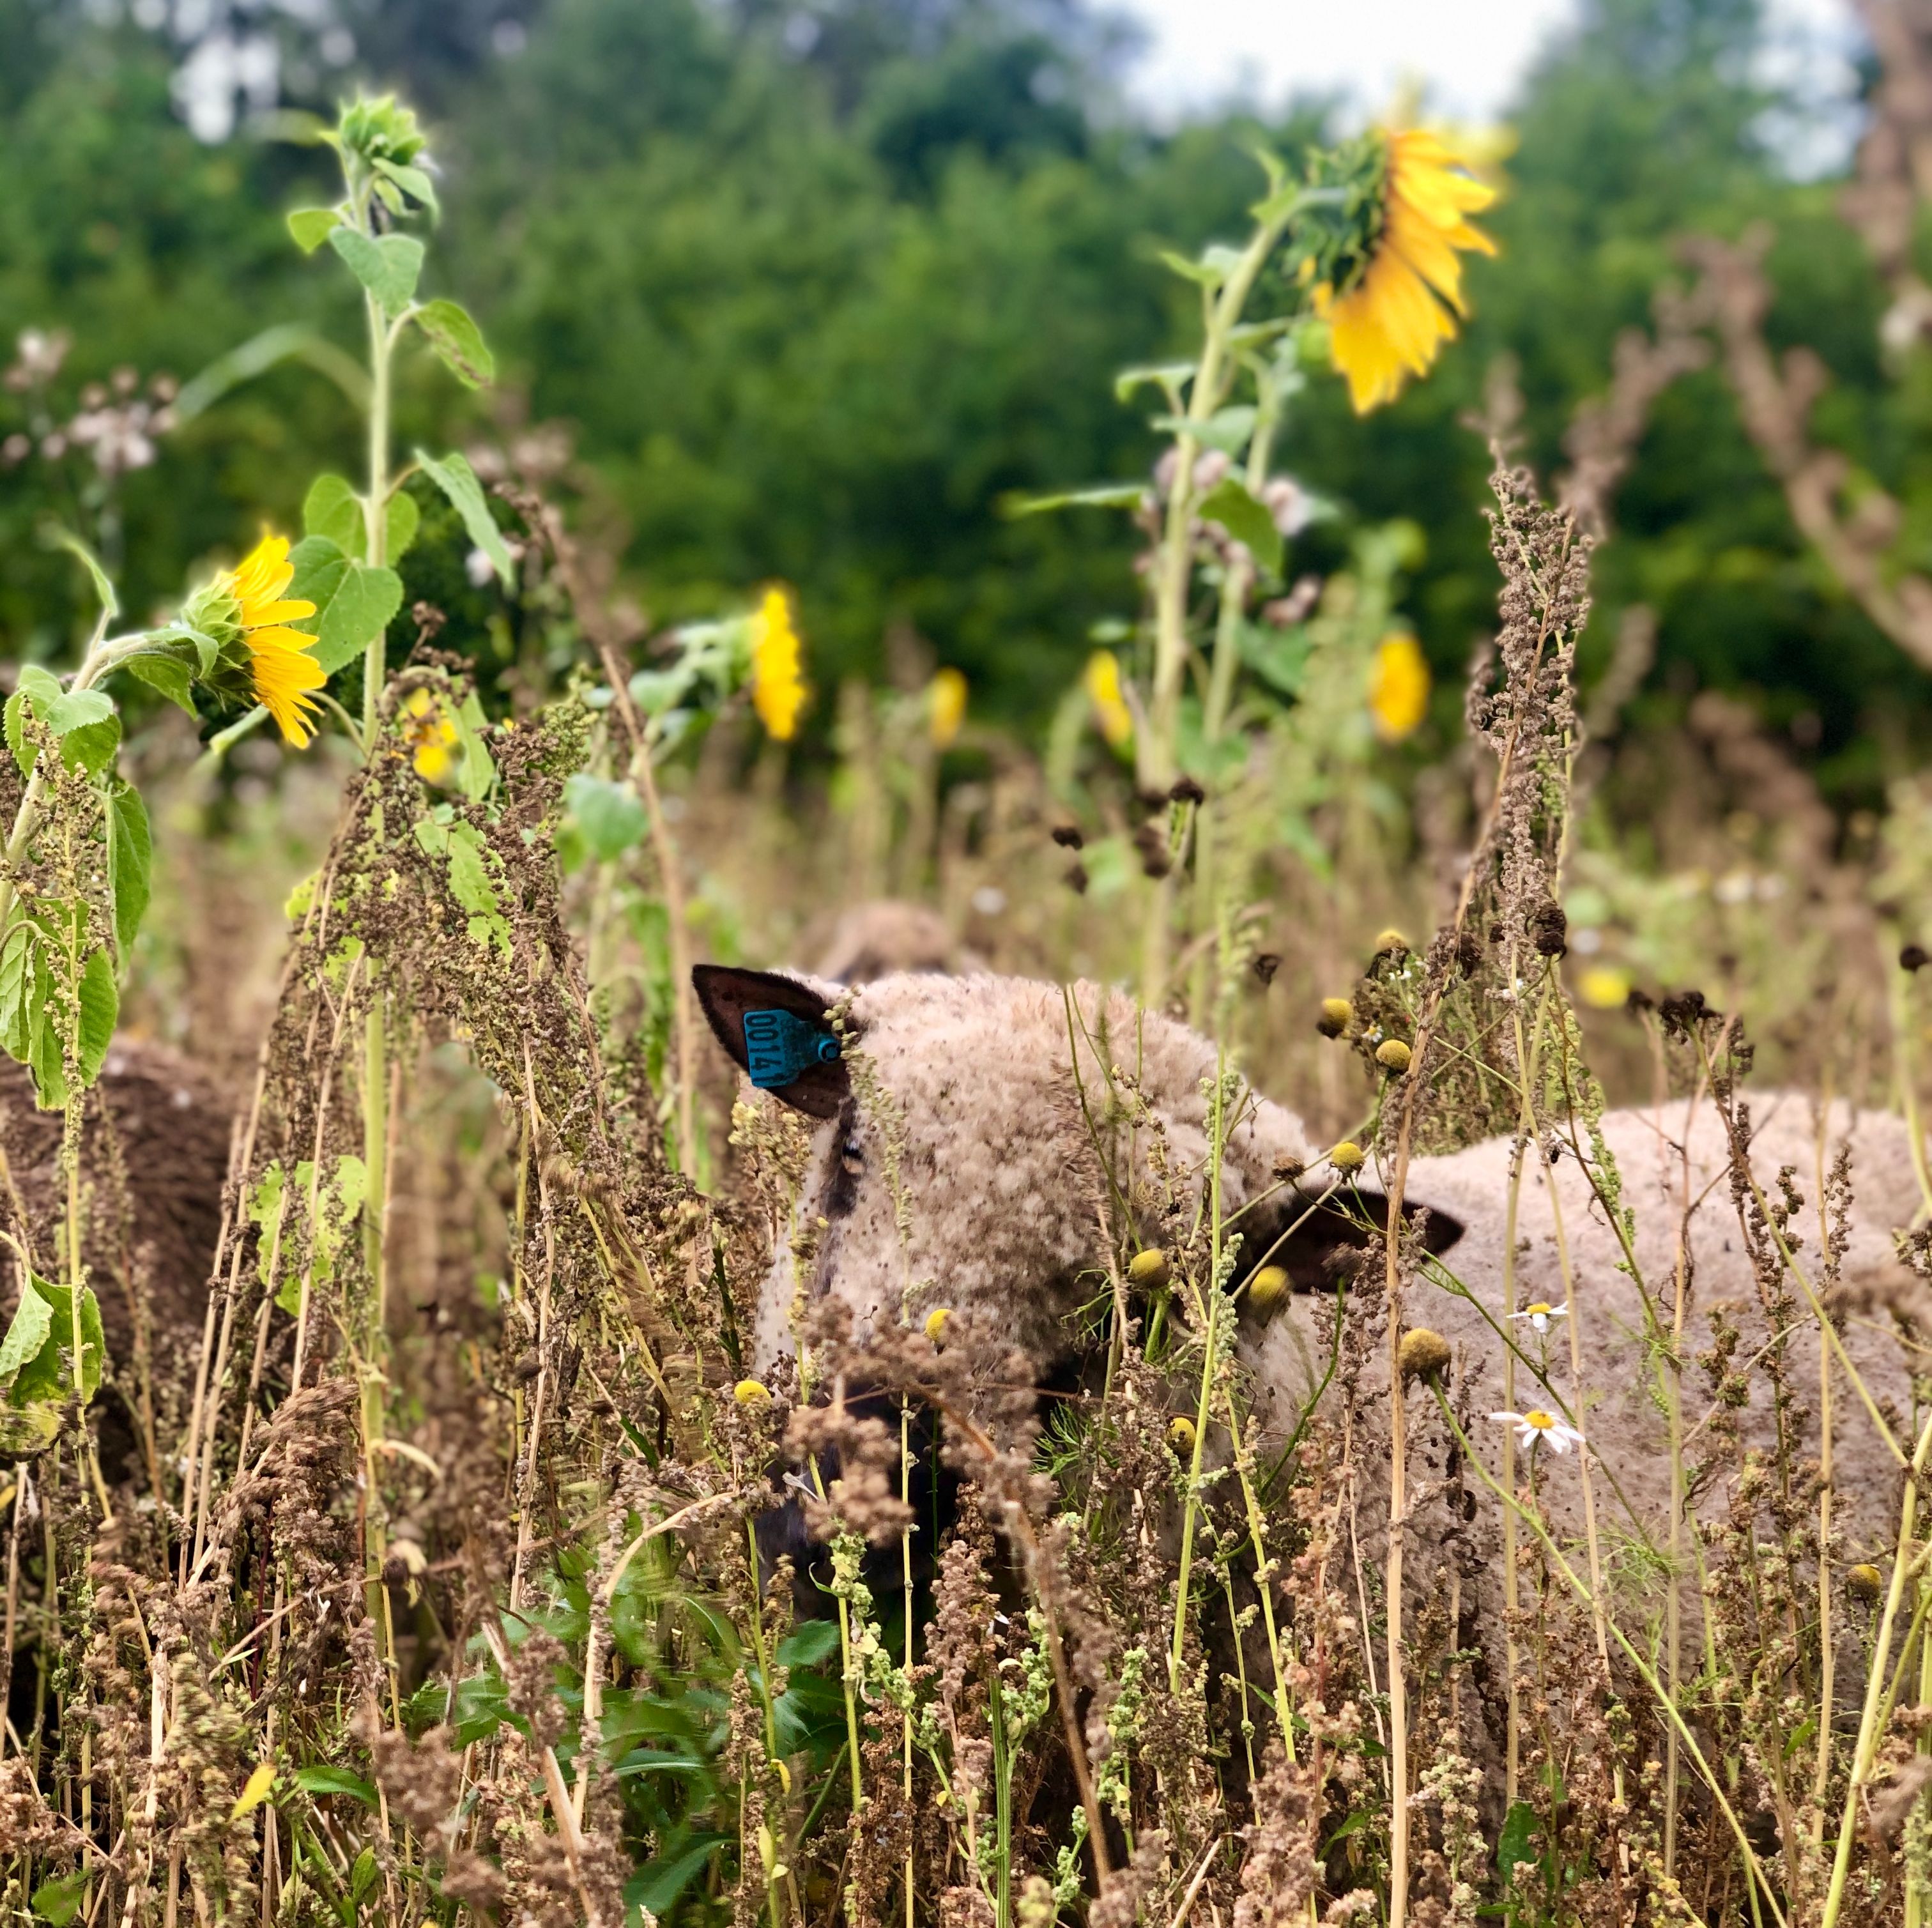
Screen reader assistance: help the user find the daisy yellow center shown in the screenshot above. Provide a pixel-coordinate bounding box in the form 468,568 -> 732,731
1522,1410 -> 1556,1430
1526,1303 -> 1552,1317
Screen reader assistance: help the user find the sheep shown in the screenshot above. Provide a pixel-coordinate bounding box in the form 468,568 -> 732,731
694,961 -> 1924,1573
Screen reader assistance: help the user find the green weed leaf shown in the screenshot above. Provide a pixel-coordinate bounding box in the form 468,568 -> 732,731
0,1285 -> 52,1388
564,774 -> 647,862
107,779 -> 151,959
77,946 -> 118,1087
415,449 -> 513,587
291,1764 -> 378,1807
1197,477 -> 1284,575
303,474 -> 364,556
30,1871 -> 88,1926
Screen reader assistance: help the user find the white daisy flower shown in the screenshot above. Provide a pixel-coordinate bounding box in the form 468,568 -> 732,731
1491,1409 -> 1586,1455
1509,1301 -> 1568,1335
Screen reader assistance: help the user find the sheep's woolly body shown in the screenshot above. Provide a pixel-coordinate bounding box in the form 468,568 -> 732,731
752,970 -> 1923,1556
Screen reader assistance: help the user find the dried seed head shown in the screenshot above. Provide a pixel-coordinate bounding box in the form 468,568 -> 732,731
1397,1327 -> 1453,1384
1372,928 -> 1408,957
1317,997 -> 1353,1038
734,1379 -> 772,1406
1128,1248 -> 1172,1289
1531,901 -> 1568,958
1050,824 -> 1085,850
1246,1266 -> 1290,1316
512,1349 -> 542,1383
1168,774 -> 1206,806
1271,1154 -> 1305,1182
1903,944 -> 1929,974
1252,952 -> 1281,986
1455,928 -> 1485,975
1328,1140 -> 1365,1174
924,1307 -> 952,1343
1065,862 -> 1089,894
1375,1039 -> 1413,1074
1167,1415 -> 1197,1455
1847,1563 -> 1885,1603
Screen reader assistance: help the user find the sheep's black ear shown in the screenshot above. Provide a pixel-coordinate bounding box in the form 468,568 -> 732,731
691,965 -> 851,1120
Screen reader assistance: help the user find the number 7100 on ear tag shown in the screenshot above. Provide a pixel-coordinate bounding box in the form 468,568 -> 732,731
743,1008 -> 842,1091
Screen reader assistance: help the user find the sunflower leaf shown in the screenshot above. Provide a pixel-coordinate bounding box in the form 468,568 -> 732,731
302,474 -> 364,557
59,714 -> 120,777
413,300 -> 493,388
328,228 -> 424,319
415,450 -> 513,588
40,689 -> 112,738
119,651 -> 199,716
373,157 -> 439,218
384,488 -> 419,564
0,1285 -> 52,1389
288,539 -> 403,677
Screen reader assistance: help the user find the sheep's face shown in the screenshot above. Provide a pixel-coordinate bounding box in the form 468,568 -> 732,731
694,965 -> 1452,1386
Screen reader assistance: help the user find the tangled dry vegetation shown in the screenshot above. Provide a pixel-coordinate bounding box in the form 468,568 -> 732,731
7,449 -> 1932,1928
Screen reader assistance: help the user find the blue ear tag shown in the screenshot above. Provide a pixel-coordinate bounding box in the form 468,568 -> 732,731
744,1008 -> 842,1090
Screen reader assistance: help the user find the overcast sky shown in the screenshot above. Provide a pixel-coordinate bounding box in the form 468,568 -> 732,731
1117,0 -> 1862,134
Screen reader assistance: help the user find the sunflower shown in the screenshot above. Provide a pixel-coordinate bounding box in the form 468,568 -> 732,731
1084,650 -> 1133,749
749,586 -> 806,742
928,666 -> 968,749
1315,128 -> 1496,414
1368,632 -> 1430,740
227,535 -> 325,746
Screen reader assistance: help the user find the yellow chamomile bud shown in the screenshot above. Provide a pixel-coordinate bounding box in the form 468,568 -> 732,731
1245,1266 -> 1290,1316
1372,928 -> 1409,956
1376,1039 -> 1413,1074
1846,1563 -> 1885,1603
1128,1248 -> 1172,1289
1328,1140 -> 1365,1174
1317,997 -> 1353,1039
925,1307 -> 952,1343
733,1379 -> 771,1407
1167,1415 -> 1197,1455
1397,1327 -> 1453,1384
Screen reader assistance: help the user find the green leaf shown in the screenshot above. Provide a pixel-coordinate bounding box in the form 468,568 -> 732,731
1158,247 -> 1229,289
413,299 -> 493,388
564,774 -> 647,862
291,1764 -> 379,1807
41,689 -> 112,737
14,1275 -> 106,1406
776,1619 -> 841,1669
0,1285 -> 52,1388
31,1870 -> 88,1926
1197,477 -> 1284,575
415,450 -> 513,588
50,528 -> 118,625
349,1846 -> 379,1907
4,692 -> 29,777
77,947 -> 118,1087
1150,405 -> 1259,457
383,488 -> 420,564
303,474 -> 364,556
451,689 -> 495,802
327,227 -> 424,318
286,537 -> 402,677
121,654 -> 197,715
445,822 -> 510,953
372,157 -> 439,217
16,666 -> 60,707
1115,362 -> 1195,402
1497,1798 -> 1540,1888
287,206 -> 342,254
60,714 -> 119,777
107,781 -> 151,960
0,925 -> 32,1060
999,482 -> 1146,519
625,1839 -> 726,1921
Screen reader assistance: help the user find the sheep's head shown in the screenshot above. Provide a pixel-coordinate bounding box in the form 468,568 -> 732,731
695,965 -> 1465,1391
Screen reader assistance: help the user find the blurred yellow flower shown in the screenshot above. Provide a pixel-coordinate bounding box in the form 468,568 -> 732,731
1085,650 -> 1133,749
1316,127 -> 1498,414
227,533 -> 324,747
1368,633 -> 1430,741
402,687 -> 459,784
929,666 -> 967,749
1579,966 -> 1632,1009
750,586 -> 806,742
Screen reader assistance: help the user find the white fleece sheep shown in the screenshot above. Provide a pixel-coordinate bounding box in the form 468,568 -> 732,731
698,966 -> 1924,1561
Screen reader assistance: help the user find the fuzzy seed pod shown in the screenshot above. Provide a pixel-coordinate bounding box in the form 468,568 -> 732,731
1167,1415 -> 1197,1455
924,1307 -> 952,1342
1372,928 -> 1408,957
1397,1327 -> 1452,1384
1245,1266 -> 1289,1316
1317,997 -> 1353,1039
1328,1140 -> 1365,1174
733,1379 -> 772,1406
1531,901 -> 1568,959
1846,1563 -> 1885,1602
1128,1248 -> 1171,1289
1376,1039 -> 1413,1074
